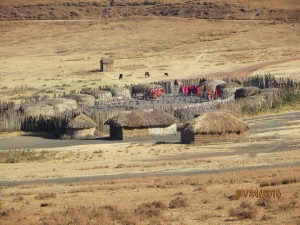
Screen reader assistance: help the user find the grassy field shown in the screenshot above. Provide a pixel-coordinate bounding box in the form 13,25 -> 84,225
0,17 -> 299,101
1,167 -> 299,225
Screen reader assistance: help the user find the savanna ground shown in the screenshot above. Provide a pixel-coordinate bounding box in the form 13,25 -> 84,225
0,0 -> 300,224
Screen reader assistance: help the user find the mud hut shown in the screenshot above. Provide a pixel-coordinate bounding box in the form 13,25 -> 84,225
181,112 -> 249,144
42,98 -> 78,114
66,114 -> 97,139
131,84 -> 162,96
216,82 -> 242,99
64,94 -> 95,107
80,88 -> 113,100
100,58 -> 114,72
105,109 -> 177,140
103,87 -> 131,100
235,87 -> 261,99
21,104 -> 56,118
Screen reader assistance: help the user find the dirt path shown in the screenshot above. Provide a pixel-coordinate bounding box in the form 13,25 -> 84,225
224,56 -> 300,78
200,56 -> 300,79
1,162 -> 299,187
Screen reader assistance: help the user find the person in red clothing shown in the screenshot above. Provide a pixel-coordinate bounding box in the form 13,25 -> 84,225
214,89 -> 219,100
153,89 -> 158,99
185,86 -> 189,95
179,86 -> 184,95
206,91 -> 211,100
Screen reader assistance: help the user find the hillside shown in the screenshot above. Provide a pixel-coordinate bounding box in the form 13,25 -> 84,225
0,0 -> 299,21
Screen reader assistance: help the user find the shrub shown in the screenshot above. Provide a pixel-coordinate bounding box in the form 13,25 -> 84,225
256,198 -> 276,209
229,201 -> 258,219
35,193 -> 56,200
134,201 -> 166,219
169,197 -> 189,209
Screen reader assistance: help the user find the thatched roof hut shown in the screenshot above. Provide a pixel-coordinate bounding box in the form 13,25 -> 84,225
22,104 -> 56,118
235,87 -> 261,99
66,114 -> 97,139
105,109 -> 177,140
199,80 -> 216,93
132,84 -> 162,95
105,109 -> 176,128
103,87 -> 131,100
64,94 -> 95,107
42,98 -> 77,113
181,112 -> 249,144
80,88 -> 113,100
216,82 -> 242,99
100,58 -> 114,72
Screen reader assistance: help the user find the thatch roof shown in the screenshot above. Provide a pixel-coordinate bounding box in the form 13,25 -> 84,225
100,58 -> 114,64
235,87 -> 261,99
132,84 -> 162,95
80,88 -> 112,99
217,82 -> 241,91
105,109 -> 177,128
103,87 -> 131,99
64,94 -> 95,107
183,112 -> 249,134
22,104 -> 56,118
42,98 -> 78,113
67,114 -> 97,129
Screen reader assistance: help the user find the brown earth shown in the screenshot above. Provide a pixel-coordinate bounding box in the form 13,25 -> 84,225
0,0 -> 299,21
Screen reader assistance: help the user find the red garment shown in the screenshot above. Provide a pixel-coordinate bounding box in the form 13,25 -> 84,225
185,86 -> 189,95
207,92 -> 211,100
179,87 -> 184,94
214,89 -> 219,99
153,90 -> 157,99
157,88 -> 161,95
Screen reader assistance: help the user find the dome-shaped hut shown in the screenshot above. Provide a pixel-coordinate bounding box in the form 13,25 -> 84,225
105,109 -> 177,140
64,94 -> 96,107
181,112 -> 249,144
216,82 -> 242,99
22,104 -> 56,118
80,88 -> 113,100
66,114 -> 97,139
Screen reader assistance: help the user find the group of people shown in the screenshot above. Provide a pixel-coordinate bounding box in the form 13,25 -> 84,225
148,87 -> 164,99
175,79 -> 219,100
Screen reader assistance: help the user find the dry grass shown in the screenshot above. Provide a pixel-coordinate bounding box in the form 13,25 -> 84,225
169,197 -> 189,209
0,17 -> 299,102
35,193 -> 56,200
134,201 -> 166,219
229,201 -> 258,220
1,167 -> 300,224
260,176 -> 300,187
41,205 -> 138,225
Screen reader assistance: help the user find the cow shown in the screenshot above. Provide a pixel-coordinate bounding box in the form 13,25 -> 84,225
145,72 -> 150,78
119,74 -> 123,79
164,73 -> 169,77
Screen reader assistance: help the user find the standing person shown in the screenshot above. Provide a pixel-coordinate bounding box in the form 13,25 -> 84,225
214,89 -> 219,100
179,86 -> 184,95
185,86 -> 189,95
174,79 -> 179,89
206,91 -> 211,101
